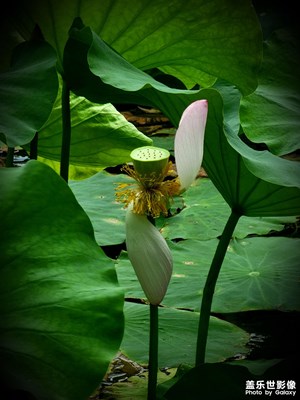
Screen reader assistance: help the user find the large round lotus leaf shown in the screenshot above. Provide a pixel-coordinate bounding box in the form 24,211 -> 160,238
0,161 -> 124,400
161,178 -> 297,240
212,236 -> 300,312
166,237 -> 300,313
70,171 -> 133,245
117,236 -> 300,313
120,302 -> 249,367
70,173 -> 295,247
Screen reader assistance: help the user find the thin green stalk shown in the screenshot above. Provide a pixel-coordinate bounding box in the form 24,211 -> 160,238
30,132 -> 38,160
148,303 -> 159,400
195,210 -> 241,366
5,147 -> 14,167
60,80 -> 71,182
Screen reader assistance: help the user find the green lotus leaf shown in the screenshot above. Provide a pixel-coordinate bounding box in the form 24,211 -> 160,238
161,178 -> 297,241
0,161 -> 124,400
213,236 -> 300,312
3,0 -> 261,95
35,88 -> 152,168
63,18 -> 196,106
212,77 -> 300,192
200,89 -> 300,217
0,39 -> 58,147
116,236 -> 300,313
240,29 -> 300,155
70,171 -> 132,246
69,169 -> 298,248
120,302 -> 249,367
225,125 -> 300,190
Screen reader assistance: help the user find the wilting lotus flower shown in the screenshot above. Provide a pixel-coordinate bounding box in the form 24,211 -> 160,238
125,204 -> 173,305
117,100 -> 208,305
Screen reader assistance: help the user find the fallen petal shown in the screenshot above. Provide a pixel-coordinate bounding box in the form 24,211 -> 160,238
174,100 -> 208,190
125,205 -> 173,305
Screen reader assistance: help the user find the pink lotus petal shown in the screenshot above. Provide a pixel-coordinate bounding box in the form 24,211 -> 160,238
126,205 -> 173,305
174,100 -> 208,190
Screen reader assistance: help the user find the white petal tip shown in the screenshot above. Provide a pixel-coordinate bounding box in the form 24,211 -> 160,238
175,100 -> 208,190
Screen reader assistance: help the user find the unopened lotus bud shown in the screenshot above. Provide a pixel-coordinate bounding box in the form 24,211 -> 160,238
175,100 -> 208,191
126,204 -> 173,305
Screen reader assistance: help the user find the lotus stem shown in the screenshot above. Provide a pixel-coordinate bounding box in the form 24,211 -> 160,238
60,80 -> 71,182
30,132 -> 38,160
195,210 -> 241,365
148,303 -> 159,400
5,147 -> 14,167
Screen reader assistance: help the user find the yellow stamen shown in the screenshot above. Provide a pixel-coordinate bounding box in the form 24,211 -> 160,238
115,162 -> 181,217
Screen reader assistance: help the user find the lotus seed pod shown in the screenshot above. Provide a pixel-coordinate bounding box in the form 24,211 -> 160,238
130,146 -> 170,182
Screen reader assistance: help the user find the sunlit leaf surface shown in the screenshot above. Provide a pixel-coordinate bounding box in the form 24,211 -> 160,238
70,173 -> 296,247
37,90 -> 152,168
70,171 -> 131,246
120,302 -> 249,367
5,0 -> 262,95
213,236 -> 300,312
161,179 -> 297,241
117,237 -> 300,313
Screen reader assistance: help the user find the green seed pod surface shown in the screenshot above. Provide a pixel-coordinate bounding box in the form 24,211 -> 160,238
130,146 -> 170,179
